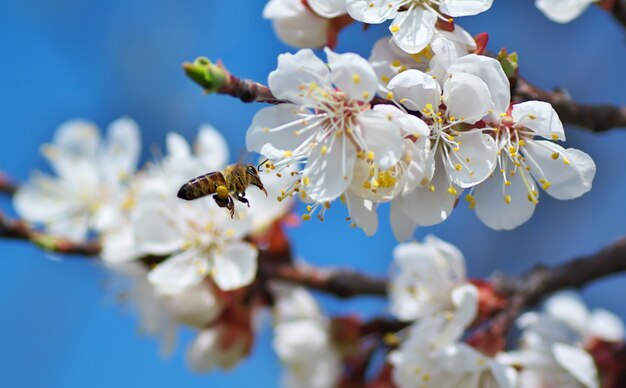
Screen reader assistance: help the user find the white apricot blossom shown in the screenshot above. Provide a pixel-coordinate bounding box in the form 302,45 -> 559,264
471,101 -> 596,230
369,25 -> 476,91
308,0 -> 347,18
535,0 -> 597,23
499,302 -> 601,388
390,312 -> 516,388
386,55 -> 505,235
14,118 -> 140,242
346,0 -> 492,53
389,235 -> 474,322
263,0 -> 330,48
247,48 -> 410,204
272,285 -> 341,388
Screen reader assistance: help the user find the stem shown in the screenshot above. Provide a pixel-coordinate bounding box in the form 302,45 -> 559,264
0,172 -> 17,195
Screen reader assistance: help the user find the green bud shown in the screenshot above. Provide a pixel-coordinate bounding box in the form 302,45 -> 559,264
32,233 -> 59,251
183,57 -> 227,93
497,48 -> 519,79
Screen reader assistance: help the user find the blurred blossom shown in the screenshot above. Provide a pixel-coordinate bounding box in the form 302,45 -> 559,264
14,118 -> 141,242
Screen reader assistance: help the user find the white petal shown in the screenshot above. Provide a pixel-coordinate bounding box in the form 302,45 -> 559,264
195,124 -> 229,170
186,329 -> 220,372
390,200 -> 417,241
45,120 -> 101,181
357,109 -> 404,169
440,0 -> 494,17
524,140 -> 595,200
444,131 -> 497,188
373,104 -> 430,137
212,242 -> 258,291
443,72 -> 494,124
387,69 -> 441,111
424,234 -> 466,280
447,54 -> 510,116
390,8 -> 437,54
396,154 -> 459,226
148,249 -> 205,295
166,132 -> 192,159
535,0 -> 594,23
588,309 -> 625,342
473,168 -> 538,230
269,49 -> 332,105
346,0 -> 399,23
552,343 -> 599,388
450,283 -> 479,330
308,0 -> 346,17
325,48 -> 378,102
512,101 -> 565,141
101,225 -> 142,263
302,133 -> 357,202
163,283 -> 221,328
346,192 -> 378,236
133,205 -> 185,255
103,117 -> 141,181
544,291 -> 589,335
246,104 -> 318,159
268,2 -> 329,48
13,175 -> 74,223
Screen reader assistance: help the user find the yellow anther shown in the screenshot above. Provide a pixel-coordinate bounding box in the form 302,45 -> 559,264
340,194 -> 346,204
465,194 -> 476,209
262,127 -> 269,133
551,152 -> 559,160
504,194 -> 511,204
563,156 -> 570,165
349,223 -> 357,228
428,184 -> 436,192
528,113 -> 537,119
367,151 -> 375,161
422,374 -> 431,382
301,214 -> 311,221
352,73 -> 361,84
362,180 -> 371,189
386,91 -> 394,100
324,202 -> 331,209
539,179 -> 551,190
390,25 -> 400,33
505,180 -> 511,186
381,74 -> 390,83
455,163 -> 462,171
303,176 -> 310,185
383,333 -> 400,346
509,146 -> 517,155
283,150 -> 293,157
551,133 -> 560,141
518,140 -> 526,147
321,145 -> 328,155
447,187 -> 458,196
306,205 -> 312,212
362,91 -> 370,99
449,115 -> 456,121
391,59 -> 402,67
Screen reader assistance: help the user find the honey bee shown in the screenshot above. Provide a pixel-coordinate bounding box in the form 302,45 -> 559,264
176,163 -> 267,218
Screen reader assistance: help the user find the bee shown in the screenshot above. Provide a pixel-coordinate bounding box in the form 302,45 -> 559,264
176,163 -> 267,218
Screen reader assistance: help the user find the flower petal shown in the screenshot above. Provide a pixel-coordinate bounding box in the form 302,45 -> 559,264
269,49 -> 332,105
390,200 -> 417,241
444,131 -> 497,188
357,108 -> 404,169
524,140 -> 595,200
346,0 -> 399,23
102,117 -> 141,182
212,242 -> 258,291
512,101 -> 565,141
390,8 -> 437,54
308,0 -> 346,17
148,248 -> 205,295
302,133 -> 357,202
133,204 -> 185,255
443,72 -> 494,124
265,0 -> 329,48
473,168 -> 538,230
552,343 -> 599,388
535,0 -> 594,23
387,69 -> 441,111
346,192 -> 378,236
325,48 -> 378,102
440,0 -> 494,17
196,124 -> 229,171
246,103 -> 318,160
588,309 -> 625,342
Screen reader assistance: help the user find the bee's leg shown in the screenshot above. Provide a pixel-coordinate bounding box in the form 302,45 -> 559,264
236,193 -> 250,207
213,194 -> 236,218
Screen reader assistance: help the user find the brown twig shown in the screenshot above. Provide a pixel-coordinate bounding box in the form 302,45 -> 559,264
597,0 -> 626,29
473,236 -> 626,355
0,213 -> 101,256
259,262 -> 387,299
514,77 -> 626,132
0,172 -> 17,195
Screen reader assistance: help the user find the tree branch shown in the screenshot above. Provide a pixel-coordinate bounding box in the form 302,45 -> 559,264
259,262 -> 388,299
598,0 -> 626,29
514,77 -> 626,132
0,172 -> 17,195
473,236 -> 626,355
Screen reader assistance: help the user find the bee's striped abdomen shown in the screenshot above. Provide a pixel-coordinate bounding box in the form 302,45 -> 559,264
177,172 -> 226,200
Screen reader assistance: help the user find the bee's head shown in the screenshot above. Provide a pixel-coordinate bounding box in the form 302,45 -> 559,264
246,164 -> 267,196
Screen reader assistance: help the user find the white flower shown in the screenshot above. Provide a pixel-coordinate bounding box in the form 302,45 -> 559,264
535,0 -> 597,23
385,55 -> 506,236
14,118 -> 140,242
187,326 -> 251,372
272,285 -> 341,388
247,48 -> 409,204
499,309 -> 600,388
390,313 -> 516,388
471,100 -> 596,230
263,0 -> 330,48
389,235 -> 474,321
346,0 -> 492,53
369,25 -> 476,92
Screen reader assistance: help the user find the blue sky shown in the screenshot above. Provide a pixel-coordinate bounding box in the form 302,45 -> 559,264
1,1 -> 625,387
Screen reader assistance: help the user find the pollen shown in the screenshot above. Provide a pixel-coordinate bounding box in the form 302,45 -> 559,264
321,145 -> 328,155
383,333 -> 400,346
301,214 -> 311,221
551,133 -> 560,141
391,59 -> 402,67
447,187 -> 458,196
455,164 -> 462,171
306,205 -> 312,212
551,152 -> 559,160
283,150 -> 293,157
428,184 -> 436,192
539,178 -> 551,190
381,74 -> 390,83
386,91 -> 394,99
352,73 -> 361,84
303,176 -> 310,185
465,194 -> 476,209
362,91 -> 370,99
367,151 -> 375,161
563,156 -> 570,165
528,113 -> 537,119
505,180 -> 511,186
504,194 -> 511,204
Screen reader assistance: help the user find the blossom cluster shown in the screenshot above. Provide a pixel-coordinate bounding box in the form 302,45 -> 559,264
247,45 -> 596,239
